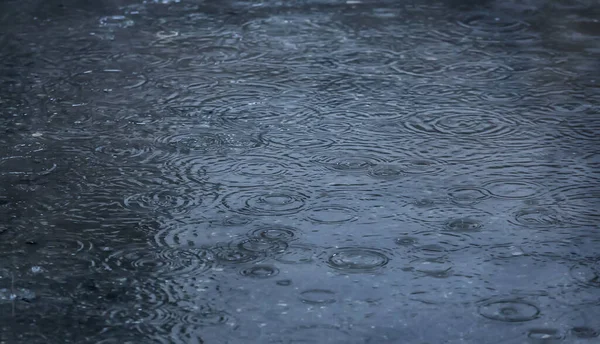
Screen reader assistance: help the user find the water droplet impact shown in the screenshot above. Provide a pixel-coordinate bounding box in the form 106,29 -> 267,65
327,247 -> 390,273
249,225 -> 300,242
446,218 -> 483,232
482,180 -> 545,199
275,244 -> 317,265
306,205 -> 357,224
239,265 -> 279,279
527,328 -> 563,341
222,189 -> 309,216
478,300 -> 540,322
299,289 -> 337,304
448,187 -> 489,205
569,262 -> 600,287
571,326 -> 599,338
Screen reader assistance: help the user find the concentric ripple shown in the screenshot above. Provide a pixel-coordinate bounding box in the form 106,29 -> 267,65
213,245 -> 266,266
221,189 -> 309,216
0,155 -> 57,181
299,289 -> 337,305
249,225 -> 300,242
478,299 -> 541,322
239,264 -> 279,279
569,262 -> 600,287
326,247 -> 390,273
445,218 -> 484,233
404,108 -> 517,139
511,207 -> 566,227
311,153 -> 387,174
457,12 -> 530,34
447,186 -> 490,205
306,205 -> 358,224
123,189 -> 211,216
482,180 -> 545,200
103,246 -> 215,278
275,244 -> 318,265
395,230 -> 471,258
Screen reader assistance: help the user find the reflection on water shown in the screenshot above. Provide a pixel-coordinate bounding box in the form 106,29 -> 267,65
1,0 -> 599,342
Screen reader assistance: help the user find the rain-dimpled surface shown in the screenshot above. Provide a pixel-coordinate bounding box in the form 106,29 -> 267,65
0,0 -> 599,342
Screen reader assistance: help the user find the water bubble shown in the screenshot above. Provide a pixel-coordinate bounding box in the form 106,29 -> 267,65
527,328 -> 563,341
571,326 -> 599,338
478,299 -> 540,322
326,247 -> 390,273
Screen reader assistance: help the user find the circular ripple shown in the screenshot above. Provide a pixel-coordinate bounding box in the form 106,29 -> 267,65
249,225 -> 300,241
527,328 -> 563,341
482,180 -> 545,200
572,327 -> 599,339
404,108 -> 517,139
511,207 -> 566,227
222,189 -> 309,216
213,245 -> 266,265
367,164 -> 405,180
448,186 -> 490,205
239,264 -> 279,279
0,155 -> 57,181
445,218 -> 483,233
299,289 -> 337,305
398,158 -> 446,175
237,238 -> 289,254
262,132 -> 336,151
395,231 -> 472,258
311,154 -> 385,173
457,13 -> 529,33
103,246 -> 214,278
275,244 -> 317,265
410,258 -> 453,278
123,189 -> 209,216
569,262 -> 600,287
306,205 -> 357,224
155,132 -> 227,153
233,157 -> 289,178
478,300 -> 540,322
326,247 -> 390,273
408,83 -> 466,97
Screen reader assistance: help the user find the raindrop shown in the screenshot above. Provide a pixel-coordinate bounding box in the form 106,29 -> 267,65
326,247 -> 390,273
478,299 -> 540,322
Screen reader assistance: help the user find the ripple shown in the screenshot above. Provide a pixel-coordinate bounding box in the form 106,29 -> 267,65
221,188 -> 309,216
395,231 -> 471,258
68,69 -> 146,92
237,238 -> 289,254
326,247 -> 390,273
103,246 -> 214,278
0,155 -> 57,182
249,225 -> 300,242
404,108 -> 517,139
444,61 -> 514,82
213,245 -> 266,266
511,207 -> 566,227
397,158 -> 446,175
239,264 -> 279,278
311,153 -> 387,174
457,12 -> 529,34
367,164 -> 405,180
482,180 -> 545,200
275,244 -> 318,265
478,299 -> 541,322
569,262 -> 600,287
263,132 -> 336,151
306,205 -> 357,224
572,326 -> 599,339
123,189 -> 212,216
527,328 -> 563,341
410,257 -> 453,278
330,48 -> 398,72
99,15 -> 134,29
408,83 -> 466,97
155,131 -> 227,154
447,186 -> 490,205
278,324 -> 352,343
94,141 -> 154,161
299,289 -> 337,305
445,218 -> 483,233
557,118 -> 600,141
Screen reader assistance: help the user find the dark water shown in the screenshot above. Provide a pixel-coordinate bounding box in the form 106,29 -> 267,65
1,0 -> 599,342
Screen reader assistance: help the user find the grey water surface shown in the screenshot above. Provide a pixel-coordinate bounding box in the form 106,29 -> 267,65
0,0 -> 599,343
